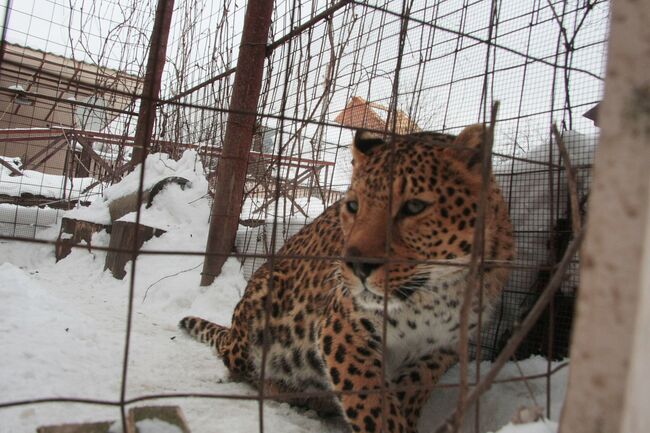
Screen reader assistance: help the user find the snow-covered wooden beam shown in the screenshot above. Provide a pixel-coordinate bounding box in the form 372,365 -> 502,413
35,406 -> 191,433
559,0 -> 650,431
36,421 -> 114,433
126,406 -> 191,433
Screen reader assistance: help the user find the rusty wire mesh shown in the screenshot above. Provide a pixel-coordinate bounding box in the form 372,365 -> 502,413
0,0 -> 608,432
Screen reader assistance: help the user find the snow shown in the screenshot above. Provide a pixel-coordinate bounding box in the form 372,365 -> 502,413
135,419 -> 184,433
0,156 -> 100,200
489,421 -> 557,433
493,130 -> 597,239
420,357 -> 567,433
117,179 -> 208,232
0,151 -> 569,433
101,151 -> 206,204
64,150 -> 208,227
0,203 -> 61,237
64,200 -> 112,225
0,149 -> 208,227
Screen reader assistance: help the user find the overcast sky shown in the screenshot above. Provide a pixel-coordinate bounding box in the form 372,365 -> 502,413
1,0 -> 609,186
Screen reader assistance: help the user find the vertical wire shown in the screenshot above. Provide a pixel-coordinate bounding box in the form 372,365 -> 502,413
545,0 -> 568,420
411,0 -> 441,131
451,0 -> 500,431
259,1 -> 299,432
475,1 -> 503,431
441,0 -> 469,132
118,1 -> 173,429
382,1 -> 413,431
491,0 -> 540,358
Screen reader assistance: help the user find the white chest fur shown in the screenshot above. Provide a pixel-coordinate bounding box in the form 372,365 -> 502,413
371,269 -> 495,378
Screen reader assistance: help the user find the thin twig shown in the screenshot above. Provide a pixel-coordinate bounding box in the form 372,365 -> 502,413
513,359 -> 540,407
552,124 -> 581,235
455,100 -> 499,432
141,261 -> 203,303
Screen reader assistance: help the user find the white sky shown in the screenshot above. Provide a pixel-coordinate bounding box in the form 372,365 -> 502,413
1,0 -> 609,187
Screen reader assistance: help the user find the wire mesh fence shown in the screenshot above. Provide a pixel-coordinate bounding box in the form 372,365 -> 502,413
0,0 -> 608,432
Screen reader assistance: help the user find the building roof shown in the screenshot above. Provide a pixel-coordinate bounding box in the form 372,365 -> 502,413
333,96 -> 421,134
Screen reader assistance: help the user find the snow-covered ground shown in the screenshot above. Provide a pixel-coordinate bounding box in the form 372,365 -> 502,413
0,151 -> 567,433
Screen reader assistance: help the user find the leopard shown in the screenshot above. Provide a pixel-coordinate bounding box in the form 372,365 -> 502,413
180,124 -> 515,433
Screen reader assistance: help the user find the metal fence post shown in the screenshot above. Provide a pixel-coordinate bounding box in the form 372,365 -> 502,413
131,0 -> 175,165
200,0 -> 275,286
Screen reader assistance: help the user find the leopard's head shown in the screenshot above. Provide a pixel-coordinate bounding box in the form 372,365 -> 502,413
339,124 -> 513,312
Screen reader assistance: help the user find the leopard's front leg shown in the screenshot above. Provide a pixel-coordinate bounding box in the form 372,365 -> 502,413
319,296 -> 407,433
391,350 -> 458,433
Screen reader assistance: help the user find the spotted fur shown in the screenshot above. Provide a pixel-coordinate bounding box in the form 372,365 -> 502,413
180,124 -> 514,433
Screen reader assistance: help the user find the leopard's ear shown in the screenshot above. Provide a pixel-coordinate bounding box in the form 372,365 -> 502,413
351,130 -> 386,164
450,124 -> 489,171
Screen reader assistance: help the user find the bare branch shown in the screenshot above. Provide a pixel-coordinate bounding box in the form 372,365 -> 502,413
552,124 -> 582,236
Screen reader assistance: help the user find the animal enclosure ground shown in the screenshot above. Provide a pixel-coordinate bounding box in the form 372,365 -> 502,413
1,159 -> 567,433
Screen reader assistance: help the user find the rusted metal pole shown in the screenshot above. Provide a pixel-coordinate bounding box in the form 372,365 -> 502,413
201,0 -> 275,286
131,0 -> 175,165
0,0 -> 14,69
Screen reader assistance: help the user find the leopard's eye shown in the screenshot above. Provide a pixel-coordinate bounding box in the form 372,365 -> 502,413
346,200 -> 359,214
400,199 -> 428,217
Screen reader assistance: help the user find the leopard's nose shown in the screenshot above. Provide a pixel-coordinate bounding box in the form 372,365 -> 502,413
349,262 -> 381,282
345,247 -> 381,282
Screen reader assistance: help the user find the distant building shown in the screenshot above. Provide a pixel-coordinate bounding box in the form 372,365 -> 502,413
0,43 -> 142,175
334,96 -> 421,134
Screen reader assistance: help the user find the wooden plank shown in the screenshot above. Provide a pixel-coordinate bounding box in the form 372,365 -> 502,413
104,221 -> 165,279
55,217 -> 109,261
44,68 -> 80,123
36,421 -> 114,433
558,0 -> 650,432
73,135 -> 115,176
126,406 -> 191,433
22,137 -> 67,171
0,193 -> 89,209
29,141 -> 68,171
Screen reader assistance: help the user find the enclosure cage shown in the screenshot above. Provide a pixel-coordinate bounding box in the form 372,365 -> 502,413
0,0 -> 608,432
